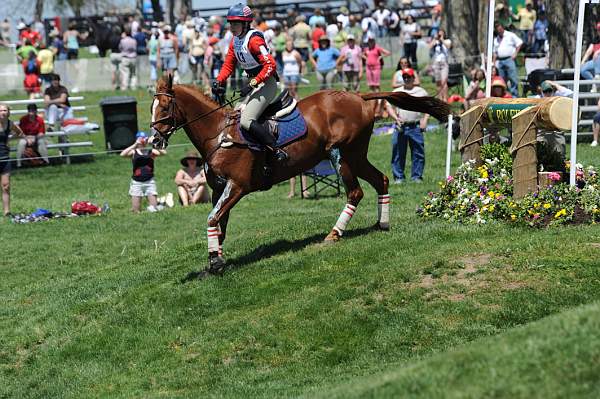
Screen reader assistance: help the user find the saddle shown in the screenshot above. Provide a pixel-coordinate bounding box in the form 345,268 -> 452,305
220,89 -> 307,151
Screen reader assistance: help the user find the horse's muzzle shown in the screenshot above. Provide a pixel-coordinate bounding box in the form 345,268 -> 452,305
149,128 -> 169,150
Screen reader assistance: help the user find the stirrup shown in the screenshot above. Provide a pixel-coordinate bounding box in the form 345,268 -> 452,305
273,148 -> 288,162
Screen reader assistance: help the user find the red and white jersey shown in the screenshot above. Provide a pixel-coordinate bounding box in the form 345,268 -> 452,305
216,29 -> 277,85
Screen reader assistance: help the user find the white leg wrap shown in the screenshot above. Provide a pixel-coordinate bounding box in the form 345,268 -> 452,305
378,194 -> 390,228
333,204 -> 357,236
207,226 -> 220,254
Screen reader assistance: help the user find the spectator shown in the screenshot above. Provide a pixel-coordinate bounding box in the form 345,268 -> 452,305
175,150 -> 210,206
537,80 -> 573,98
360,11 -> 378,47
493,23 -> 522,97
392,57 -> 421,88
495,4 -> 513,30
49,30 -> 67,61
22,50 -> 41,99
388,9 -> 401,36
337,6 -> 350,29
332,21 -> 348,50
464,68 -> 486,109
429,29 -> 452,102
272,24 -> 287,73
289,15 -> 311,62
326,20 -> 338,42
385,68 -> 429,184
133,27 -> 148,55
429,7 -> 441,38
490,76 -> 513,98
188,29 -> 208,87
401,15 -> 421,66
147,29 -> 160,86
531,11 -> 548,55
109,26 -> 122,90
312,22 -> 326,50
309,8 -> 326,29
44,74 -> 73,131
16,39 -> 37,62
16,103 -> 48,167
0,103 -> 24,216
512,0 -> 536,47
37,44 -> 55,87
363,34 -> 391,116
580,22 -> 600,81
337,35 -> 363,92
345,15 -> 363,45
372,2 -> 392,37
157,25 -> 179,77
32,18 -> 45,47
120,132 -> 166,213
282,39 -> 303,99
288,175 -> 310,199
535,80 -> 571,156
119,29 -> 138,90
591,99 -> 600,147
0,19 -> 11,46
63,22 -> 82,59
19,23 -> 41,47
310,35 -> 340,90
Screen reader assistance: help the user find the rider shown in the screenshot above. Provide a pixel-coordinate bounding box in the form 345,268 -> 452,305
212,3 -> 288,162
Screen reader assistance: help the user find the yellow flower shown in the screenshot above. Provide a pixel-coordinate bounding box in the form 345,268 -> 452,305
489,205 -> 495,212
534,202 -> 539,208
543,203 -> 551,209
496,193 -> 503,199
481,170 -> 489,178
554,208 -> 567,218
511,214 -> 516,221
488,191 -> 495,198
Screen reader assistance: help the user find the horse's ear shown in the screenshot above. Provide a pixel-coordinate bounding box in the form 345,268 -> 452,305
167,73 -> 174,92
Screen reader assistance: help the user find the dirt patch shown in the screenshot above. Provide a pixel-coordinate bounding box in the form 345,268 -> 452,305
447,293 -> 465,302
589,243 -> 600,249
420,274 -> 434,288
456,253 -> 493,270
502,281 -> 525,290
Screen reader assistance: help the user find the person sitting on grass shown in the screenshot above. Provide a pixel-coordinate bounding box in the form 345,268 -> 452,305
16,103 -> 49,167
174,150 -> 210,206
120,131 -> 166,213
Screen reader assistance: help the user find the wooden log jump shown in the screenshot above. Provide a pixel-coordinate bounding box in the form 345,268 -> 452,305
459,97 -> 574,198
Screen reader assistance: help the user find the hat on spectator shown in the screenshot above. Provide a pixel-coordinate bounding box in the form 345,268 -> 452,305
318,34 -> 329,42
540,80 -> 554,92
163,24 -> 172,32
401,68 -> 415,78
347,34 -> 355,41
340,6 -> 349,14
208,36 -> 219,45
491,76 -> 507,89
17,22 -> 26,30
180,150 -> 203,167
136,131 -> 148,139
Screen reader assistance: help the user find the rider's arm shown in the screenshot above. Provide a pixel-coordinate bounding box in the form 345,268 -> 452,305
216,40 -> 236,84
247,34 -> 276,84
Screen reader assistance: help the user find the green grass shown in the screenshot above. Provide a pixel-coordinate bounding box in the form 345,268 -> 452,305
2,73 -> 600,398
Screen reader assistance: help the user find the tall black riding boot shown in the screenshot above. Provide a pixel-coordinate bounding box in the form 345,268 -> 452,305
249,120 -> 288,163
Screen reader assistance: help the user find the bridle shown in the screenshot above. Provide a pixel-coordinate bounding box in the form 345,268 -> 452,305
150,90 -> 242,145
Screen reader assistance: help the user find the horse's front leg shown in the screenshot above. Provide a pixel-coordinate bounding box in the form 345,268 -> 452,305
206,180 -> 244,275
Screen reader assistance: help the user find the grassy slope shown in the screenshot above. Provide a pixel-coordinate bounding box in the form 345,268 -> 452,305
2,74 -> 600,398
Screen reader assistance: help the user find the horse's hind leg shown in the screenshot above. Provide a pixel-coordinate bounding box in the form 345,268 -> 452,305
355,159 -> 391,230
325,156 -> 364,242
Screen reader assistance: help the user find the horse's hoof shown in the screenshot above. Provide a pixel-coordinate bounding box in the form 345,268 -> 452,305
324,230 -> 341,242
207,255 -> 227,275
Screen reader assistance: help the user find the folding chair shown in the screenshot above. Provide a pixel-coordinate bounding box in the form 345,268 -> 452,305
447,63 -> 464,96
300,159 -> 341,199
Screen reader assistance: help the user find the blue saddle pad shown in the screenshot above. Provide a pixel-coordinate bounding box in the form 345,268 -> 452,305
238,108 -> 307,150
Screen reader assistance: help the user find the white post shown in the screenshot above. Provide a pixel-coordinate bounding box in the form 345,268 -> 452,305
446,114 -> 454,178
486,0 -> 496,97
570,0 -> 587,186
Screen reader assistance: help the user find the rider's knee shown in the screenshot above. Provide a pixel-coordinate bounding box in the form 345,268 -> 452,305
240,114 -> 253,130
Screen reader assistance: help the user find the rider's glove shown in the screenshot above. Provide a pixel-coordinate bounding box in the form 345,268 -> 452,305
211,81 -> 225,97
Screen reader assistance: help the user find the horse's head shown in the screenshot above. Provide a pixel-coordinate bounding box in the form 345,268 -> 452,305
150,74 -> 182,150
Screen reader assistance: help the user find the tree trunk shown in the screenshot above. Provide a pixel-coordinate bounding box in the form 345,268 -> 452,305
546,0 -> 578,69
34,0 -> 44,21
444,0 -> 487,68
151,0 -> 162,22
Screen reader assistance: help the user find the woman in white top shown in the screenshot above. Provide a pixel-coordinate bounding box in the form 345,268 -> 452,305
281,39 -> 303,100
429,29 -> 452,102
401,15 -> 421,66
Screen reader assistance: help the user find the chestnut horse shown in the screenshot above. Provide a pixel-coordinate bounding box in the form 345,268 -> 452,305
150,75 -> 450,275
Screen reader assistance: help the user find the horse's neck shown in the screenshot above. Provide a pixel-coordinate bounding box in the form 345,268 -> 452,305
178,88 -> 225,158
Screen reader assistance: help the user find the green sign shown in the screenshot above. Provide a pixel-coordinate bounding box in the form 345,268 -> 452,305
486,103 -> 533,125
509,0 -> 526,11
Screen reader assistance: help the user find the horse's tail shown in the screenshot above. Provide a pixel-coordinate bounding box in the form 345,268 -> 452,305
360,91 -> 451,123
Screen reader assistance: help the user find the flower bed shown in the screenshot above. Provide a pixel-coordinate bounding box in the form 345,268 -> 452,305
417,145 -> 600,227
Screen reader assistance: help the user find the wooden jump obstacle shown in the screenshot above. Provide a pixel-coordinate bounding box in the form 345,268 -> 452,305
459,97 -> 573,198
